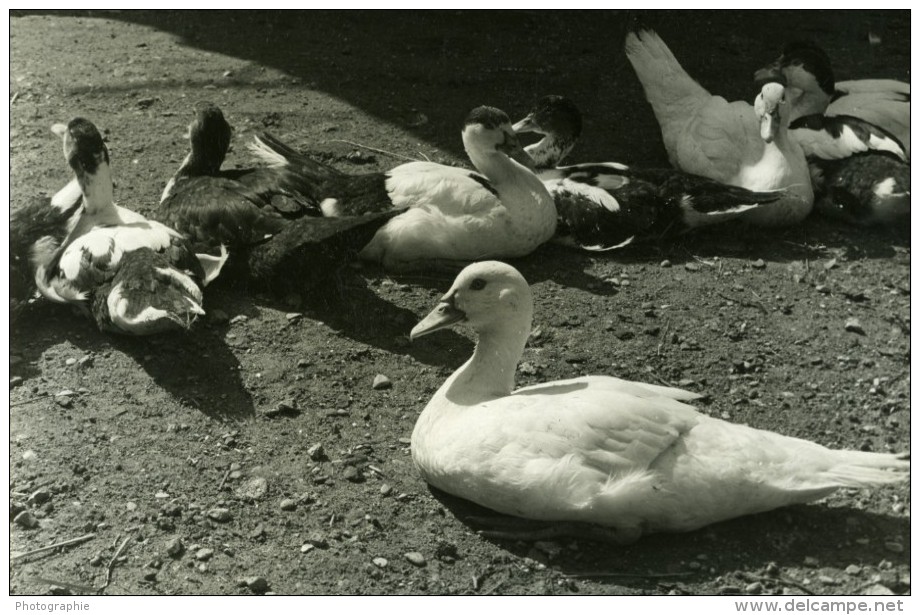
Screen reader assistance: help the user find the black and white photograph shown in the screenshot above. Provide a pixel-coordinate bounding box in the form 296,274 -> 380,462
7,7 -> 911,602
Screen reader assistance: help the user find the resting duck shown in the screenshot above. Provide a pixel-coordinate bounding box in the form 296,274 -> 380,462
512,95 -> 786,250
10,177 -> 83,308
158,103 -> 402,294
754,41 -> 910,158
409,261 -> 909,542
32,118 -> 225,334
786,114 -> 909,226
247,106 -> 558,271
625,29 -> 814,226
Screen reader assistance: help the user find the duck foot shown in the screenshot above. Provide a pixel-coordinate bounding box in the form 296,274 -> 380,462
467,516 -> 642,545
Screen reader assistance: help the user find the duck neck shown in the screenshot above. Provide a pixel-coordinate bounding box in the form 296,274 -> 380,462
787,86 -> 831,123
524,134 -> 577,169
78,160 -> 115,215
175,150 -> 221,178
443,314 -> 532,405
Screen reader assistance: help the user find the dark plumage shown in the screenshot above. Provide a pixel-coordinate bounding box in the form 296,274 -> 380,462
810,153 -> 910,226
159,103 -> 400,291
10,189 -> 82,305
514,95 -> 784,250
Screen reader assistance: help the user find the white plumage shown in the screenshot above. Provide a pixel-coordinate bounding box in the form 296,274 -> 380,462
409,261 -> 908,542
625,30 -> 814,226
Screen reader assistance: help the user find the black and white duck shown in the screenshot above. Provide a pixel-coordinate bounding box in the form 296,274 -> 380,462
754,40 -> 910,158
247,106 -> 558,271
157,103 -> 403,295
625,29 -> 814,226
512,95 -> 786,250
409,261 -> 909,543
782,113 -> 909,226
28,117 -> 225,334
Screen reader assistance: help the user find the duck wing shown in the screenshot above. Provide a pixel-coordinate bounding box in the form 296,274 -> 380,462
825,90 -> 910,158
94,247 -> 206,335
789,114 -> 907,161
158,176 -> 288,251
676,98 -> 756,182
625,29 -> 713,165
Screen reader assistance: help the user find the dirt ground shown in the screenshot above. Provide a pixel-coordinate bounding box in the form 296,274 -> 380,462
7,10 -> 910,596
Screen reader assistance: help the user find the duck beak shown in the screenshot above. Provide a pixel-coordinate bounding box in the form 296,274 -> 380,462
760,107 -> 780,143
511,114 -> 537,135
410,296 -> 466,340
498,131 -> 537,171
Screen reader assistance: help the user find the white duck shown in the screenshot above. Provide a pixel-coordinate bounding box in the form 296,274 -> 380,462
409,261 -> 908,542
754,40 -> 910,158
33,118 -> 225,334
247,106 -> 558,271
625,29 -> 814,226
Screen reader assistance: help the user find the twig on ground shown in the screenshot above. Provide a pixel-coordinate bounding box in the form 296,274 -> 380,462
11,533 -> 96,561
10,393 -> 52,407
331,139 -> 422,162
738,571 -> 814,596
367,465 -> 387,478
98,534 -> 132,593
217,470 -> 230,491
31,576 -> 97,593
10,91 -> 20,105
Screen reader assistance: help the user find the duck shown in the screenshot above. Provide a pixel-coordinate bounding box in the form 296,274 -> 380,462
409,261 -> 909,543
512,95 -> 787,250
624,29 -> 814,227
10,176 -> 83,308
247,106 -> 558,271
784,113 -> 909,226
754,40 -> 909,158
157,103 -> 404,295
32,117 -> 226,335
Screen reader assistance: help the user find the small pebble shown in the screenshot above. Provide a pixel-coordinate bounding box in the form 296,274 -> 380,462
285,312 -> 302,322
166,538 -> 185,557
305,533 -> 328,549
279,498 -> 297,511
65,358 -> 77,366
752,259 -> 766,269
884,541 -> 904,553
660,259 -> 671,268
54,395 -> 73,409
684,263 -> 700,272
307,443 -> 325,461
230,315 -> 248,325
379,484 -> 393,496
300,544 -> 315,553
207,508 -> 232,522
10,376 -> 23,388
13,510 -> 38,529
844,318 -> 865,335
372,557 -> 388,568
745,581 -> 763,594
342,466 -> 362,482
241,576 -> 269,594
372,374 -> 392,390
803,556 -> 819,567
845,565 -> 862,576
126,502 -> 137,512
236,477 -> 268,501
195,548 -> 214,561
28,489 -> 51,505
143,570 -> 158,582
404,552 -> 426,567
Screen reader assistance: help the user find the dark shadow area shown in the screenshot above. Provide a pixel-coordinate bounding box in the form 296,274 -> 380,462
10,300 -> 256,421
428,484 -> 911,594
13,9 -> 909,170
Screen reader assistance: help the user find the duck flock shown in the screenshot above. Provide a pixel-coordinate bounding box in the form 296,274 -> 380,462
10,29 -> 909,544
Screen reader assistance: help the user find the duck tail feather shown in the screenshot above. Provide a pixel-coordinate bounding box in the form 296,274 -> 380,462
249,132 -> 340,180
824,450 -> 910,488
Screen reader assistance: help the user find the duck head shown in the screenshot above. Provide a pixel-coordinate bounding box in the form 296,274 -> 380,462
188,102 -> 232,173
754,41 -> 836,97
462,106 -> 535,170
512,95 -> 582,169
754,82 -> 788,144
50,118 -> 113,213
411,261 -> 533,340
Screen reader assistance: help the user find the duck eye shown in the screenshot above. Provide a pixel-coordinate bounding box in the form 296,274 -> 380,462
469,278 -> 487,291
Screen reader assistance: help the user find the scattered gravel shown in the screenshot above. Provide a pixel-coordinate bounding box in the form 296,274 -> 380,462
404,552 -> 427,567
